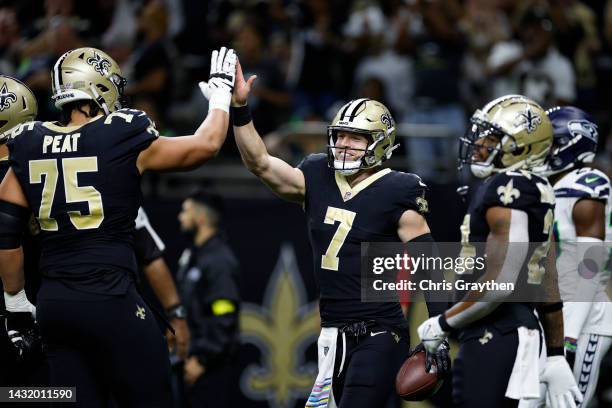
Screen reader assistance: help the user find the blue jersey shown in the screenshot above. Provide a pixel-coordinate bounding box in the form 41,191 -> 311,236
7,109 -> 158,294
299,154 -> 428,328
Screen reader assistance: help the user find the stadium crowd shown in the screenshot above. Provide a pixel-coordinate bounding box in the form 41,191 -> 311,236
1,0 -> 611,175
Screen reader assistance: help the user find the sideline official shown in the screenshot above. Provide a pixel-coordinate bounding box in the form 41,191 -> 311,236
177,191 -> 241,408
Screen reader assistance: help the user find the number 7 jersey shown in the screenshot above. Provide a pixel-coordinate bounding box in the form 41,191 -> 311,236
7,109 -> 158,293
298,153 -> 428,327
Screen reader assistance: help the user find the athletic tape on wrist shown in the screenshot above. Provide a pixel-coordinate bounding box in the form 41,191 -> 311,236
208,89 -> 231,113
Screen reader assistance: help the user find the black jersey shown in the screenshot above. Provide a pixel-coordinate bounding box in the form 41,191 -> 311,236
299,154 -> 428,328
459,170 -> 555,338
0,157 -> 8,180
7,109 -> 158,294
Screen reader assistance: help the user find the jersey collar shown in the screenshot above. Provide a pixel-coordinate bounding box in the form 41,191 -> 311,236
42,115 -> 104,133
334,168 -> 391,202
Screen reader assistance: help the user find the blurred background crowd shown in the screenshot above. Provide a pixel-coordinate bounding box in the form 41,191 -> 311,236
1,0 -> 611,186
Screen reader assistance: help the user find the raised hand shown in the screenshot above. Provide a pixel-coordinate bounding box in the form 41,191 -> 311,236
231,59 -> 257,107
198,46 -> 237,112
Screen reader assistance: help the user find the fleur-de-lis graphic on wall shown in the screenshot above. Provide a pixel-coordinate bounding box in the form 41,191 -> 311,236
240,244 -> 319,408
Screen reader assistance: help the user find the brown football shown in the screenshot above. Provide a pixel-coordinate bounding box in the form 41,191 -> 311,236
395,350 -> 444,401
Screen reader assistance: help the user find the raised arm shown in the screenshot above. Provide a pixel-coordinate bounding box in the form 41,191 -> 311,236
137,47 -> 235,173
230,60 -> 305,203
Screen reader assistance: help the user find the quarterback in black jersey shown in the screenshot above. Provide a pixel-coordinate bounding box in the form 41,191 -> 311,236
205,61 -> 449,407
417,95 -> 582,408
0,46 -> 235,407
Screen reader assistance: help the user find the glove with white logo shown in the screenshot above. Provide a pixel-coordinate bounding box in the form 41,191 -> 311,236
198,47 -> 236,113
4,311 -> 43,363
417,315 -> 449,354
541,355 -> 583,408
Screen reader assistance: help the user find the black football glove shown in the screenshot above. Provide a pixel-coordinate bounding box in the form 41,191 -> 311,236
4,311 -> 44,363
411,340 -> 450,377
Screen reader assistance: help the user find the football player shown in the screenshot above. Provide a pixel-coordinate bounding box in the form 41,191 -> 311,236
0,46 -> 235,407
536,106 -> 611,407
200,61 -> 450,407
417,95 -> 582,408
0,75 -> 40,373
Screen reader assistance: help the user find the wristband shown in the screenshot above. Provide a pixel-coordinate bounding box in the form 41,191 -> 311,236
4,289 -> 36,316
231,105 -> 252,127
439,314 -> 452,332
538,302 -> 563,314
166,304 -> 187,320
564,338 -> 577,352
547,347 -> 564,356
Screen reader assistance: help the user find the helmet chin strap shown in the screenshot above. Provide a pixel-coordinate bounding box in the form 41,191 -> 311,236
470,145 -> 499,178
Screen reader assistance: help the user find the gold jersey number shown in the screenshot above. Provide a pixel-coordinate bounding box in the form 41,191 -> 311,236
29,157 -> 104,231
321,206 -> 356,271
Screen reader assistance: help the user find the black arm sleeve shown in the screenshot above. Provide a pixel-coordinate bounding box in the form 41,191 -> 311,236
407,233 -> 450,317
133,226 -> 164,266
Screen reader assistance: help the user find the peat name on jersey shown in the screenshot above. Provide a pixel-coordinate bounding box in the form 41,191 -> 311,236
42,133 -> 80,154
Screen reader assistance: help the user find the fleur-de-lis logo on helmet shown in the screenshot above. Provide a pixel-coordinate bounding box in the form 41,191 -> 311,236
86,52 -> 112,76
380,112 -> 393,131
0,82 -> 17,112
515,106 -> 542,134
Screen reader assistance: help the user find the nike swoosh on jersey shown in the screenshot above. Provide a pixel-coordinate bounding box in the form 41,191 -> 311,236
370,331 -> 387,337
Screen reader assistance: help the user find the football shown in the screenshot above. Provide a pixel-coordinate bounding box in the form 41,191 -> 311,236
395,349 -> 444,401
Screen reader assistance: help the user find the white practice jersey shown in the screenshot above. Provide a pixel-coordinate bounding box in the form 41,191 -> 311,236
553,167 -> 612,336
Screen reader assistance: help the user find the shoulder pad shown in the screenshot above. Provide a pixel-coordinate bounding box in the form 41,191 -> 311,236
104,109 -> 159,138
390,170 -> 428,191
482,171 -> 554,210
6,121 -> 40,144
298,153 -> 326,167
555,168 -> 610,200
297,153 -> 327,172
388,171 -> 429,214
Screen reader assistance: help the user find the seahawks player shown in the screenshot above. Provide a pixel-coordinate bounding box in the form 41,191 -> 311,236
200,61 -> 449,407
417,95 -> 582,408
538,106 -> 611,407
0,46 -> 235,407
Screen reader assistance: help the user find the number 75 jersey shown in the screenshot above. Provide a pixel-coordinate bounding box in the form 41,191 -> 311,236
298,153 -> 429,326
7,109 -> 158,282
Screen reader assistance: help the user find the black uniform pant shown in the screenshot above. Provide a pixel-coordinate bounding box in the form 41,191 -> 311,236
185,362 -> 234,408
331,323 -> 408,408
36,283 -> 172,408
452,328 -> 519,408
